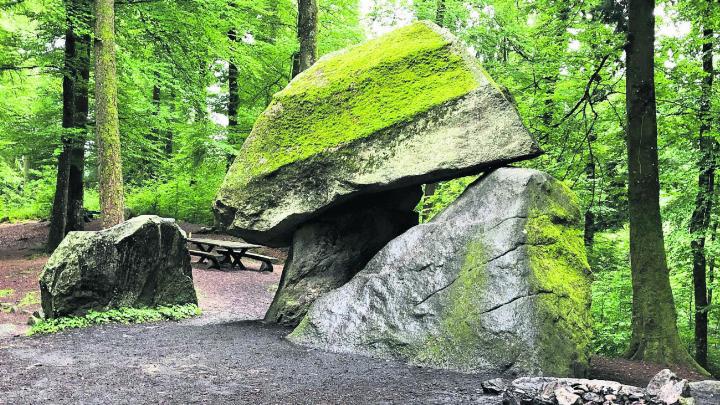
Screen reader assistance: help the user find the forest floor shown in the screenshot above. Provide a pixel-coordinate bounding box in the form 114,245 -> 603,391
0,220 -> 713,403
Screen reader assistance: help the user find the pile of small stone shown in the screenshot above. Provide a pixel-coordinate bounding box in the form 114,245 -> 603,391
482,369 -> 718,405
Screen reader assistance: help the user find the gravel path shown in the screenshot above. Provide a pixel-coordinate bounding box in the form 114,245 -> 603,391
0,220 -> 500,404
0,319 -> 499,404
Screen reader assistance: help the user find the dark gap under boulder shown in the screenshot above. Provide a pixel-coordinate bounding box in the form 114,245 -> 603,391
265,186 -> 422,326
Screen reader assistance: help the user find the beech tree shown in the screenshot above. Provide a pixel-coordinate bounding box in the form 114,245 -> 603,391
688,0 -> 716,369
47,0 -> 91,250
624,0 -> 699,369
292,0 -> 317,77
94,0 -> 125,228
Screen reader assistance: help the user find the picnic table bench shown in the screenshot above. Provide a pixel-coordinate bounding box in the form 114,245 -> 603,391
187,238 -> 278,272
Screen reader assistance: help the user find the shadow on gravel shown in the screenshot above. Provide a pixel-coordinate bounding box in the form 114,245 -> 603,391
0,318 -> 500,404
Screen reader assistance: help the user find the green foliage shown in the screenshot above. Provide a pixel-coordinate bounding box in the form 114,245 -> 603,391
418,176 -> 478,222
126,160 -> 225,225
18,291 -> 40,307
0,165 -> 57,222
28,304 -> 202,335
588,230 -> 633,357
0,289 -> 14,298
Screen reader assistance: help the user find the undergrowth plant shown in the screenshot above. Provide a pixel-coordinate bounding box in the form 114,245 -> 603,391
28,304 -> 201,336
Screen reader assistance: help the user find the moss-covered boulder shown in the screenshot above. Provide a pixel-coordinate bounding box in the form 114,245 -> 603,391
289,168 -> 592,377
39,215 -> 197,318
214,21 -> 540,246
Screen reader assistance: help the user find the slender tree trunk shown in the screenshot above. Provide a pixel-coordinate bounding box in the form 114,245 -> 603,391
227,29 -> 239,166
435,0 -> 446,26
48,147 -> 70,251
165,89 -> 174,155
292,0 -> 317,78
624,0 -> 700,370
94,0 -> 124,228
67,15 -> 90,233
49,1 -> 88,250
689,20 -> 715,369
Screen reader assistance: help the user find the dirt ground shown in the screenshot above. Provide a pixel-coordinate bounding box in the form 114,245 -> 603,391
0,220 -> 499,404
0,220 -> 714,404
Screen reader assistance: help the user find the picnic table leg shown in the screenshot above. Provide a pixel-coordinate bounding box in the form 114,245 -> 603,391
192,242 -> 212,264
220,248 -> 234,266
231,248 -> 247,270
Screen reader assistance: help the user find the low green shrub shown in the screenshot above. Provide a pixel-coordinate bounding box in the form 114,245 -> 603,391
0,165 -> 56,222
28,304 -> 202,335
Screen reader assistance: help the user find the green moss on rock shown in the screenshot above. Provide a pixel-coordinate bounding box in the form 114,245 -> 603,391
525,181 -> 592,376
416,239 -> 487,367
224,21 -> 483,189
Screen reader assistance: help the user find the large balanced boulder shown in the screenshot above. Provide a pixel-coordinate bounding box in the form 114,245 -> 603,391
265,187 -> 421,326
40,215 -> 197,318
289,168 -> 592,377
214,21 -> 541,246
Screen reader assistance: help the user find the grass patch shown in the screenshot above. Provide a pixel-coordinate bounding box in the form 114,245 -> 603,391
18,291 -> 39,307
28,304 -> 202,336
0,289 -> 14,298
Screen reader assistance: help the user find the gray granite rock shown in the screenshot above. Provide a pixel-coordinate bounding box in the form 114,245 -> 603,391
40,215 -> 197,318
264,187 -> 420,326
687,380 -> 720,405
647,369 -> 688,405
290,168 -> 591,376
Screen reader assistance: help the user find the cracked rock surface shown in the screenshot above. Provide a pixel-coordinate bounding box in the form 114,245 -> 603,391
39,215 -> 197,318
289,168 -> 592,377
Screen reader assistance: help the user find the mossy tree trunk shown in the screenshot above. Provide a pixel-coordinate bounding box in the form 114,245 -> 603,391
227,28 -> 239,167
48,0 -> 91,251
292,0 -> 317,78
624,0 -> 701,371
94,0 -> 125,228
435,0 -> 445,26
689,10 -> 715,369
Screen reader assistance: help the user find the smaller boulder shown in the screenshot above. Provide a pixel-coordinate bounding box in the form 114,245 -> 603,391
40,215 -> 197,318
688,380 -> 720,405
481,378 -> 508,394
647,369 -> 689,405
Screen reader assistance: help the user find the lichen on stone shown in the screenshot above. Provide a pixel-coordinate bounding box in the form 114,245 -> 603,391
415,239 -> 487,368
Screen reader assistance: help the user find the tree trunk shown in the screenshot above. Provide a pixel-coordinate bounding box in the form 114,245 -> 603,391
624,0 -> 700,370
94,0 -> 125,228
689,19 -> 715,369
67,15 -> 90,233
292,0 -> 317,78
48,0 -> 90,250
48,146 -> 70,251
227,28 -> 239,166
435,0 -> 446,26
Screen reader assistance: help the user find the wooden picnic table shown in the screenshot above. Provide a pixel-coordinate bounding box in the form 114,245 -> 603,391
187,238 -> 263,270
